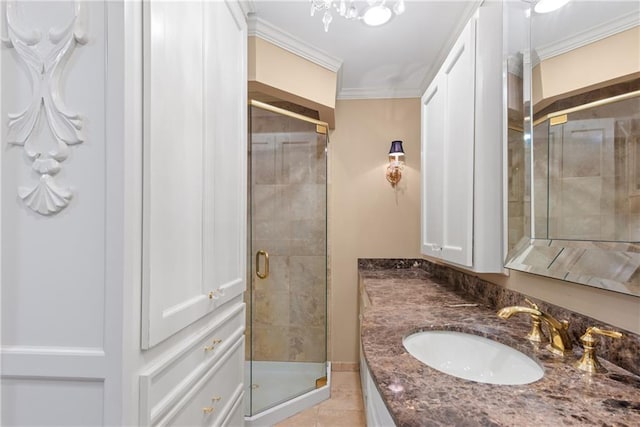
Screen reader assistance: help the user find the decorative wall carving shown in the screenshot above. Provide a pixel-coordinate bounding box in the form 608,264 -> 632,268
3,1 -> 86,215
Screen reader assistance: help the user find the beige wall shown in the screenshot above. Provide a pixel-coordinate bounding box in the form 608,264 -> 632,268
328,100 -> 640,366
249,37 -> 337,127
532,26 -> 640,108
482,270 -> 640,335
329,99 -> 422,363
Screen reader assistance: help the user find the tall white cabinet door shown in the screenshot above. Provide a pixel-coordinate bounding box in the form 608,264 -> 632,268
440,19 -> 476,267
141,0 -> 247,348
421,78 -> 446,255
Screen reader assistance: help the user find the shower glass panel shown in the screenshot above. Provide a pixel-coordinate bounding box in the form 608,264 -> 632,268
245,101 -> 328,417
532,96 -> 640,242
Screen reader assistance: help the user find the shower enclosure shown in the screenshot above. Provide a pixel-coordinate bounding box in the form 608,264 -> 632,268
245,100 -> 329,423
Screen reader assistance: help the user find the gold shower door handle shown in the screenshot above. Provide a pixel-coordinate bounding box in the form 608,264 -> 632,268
256,250 -> 269,279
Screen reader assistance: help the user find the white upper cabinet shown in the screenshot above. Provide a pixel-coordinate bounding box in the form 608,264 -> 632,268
421,1 -> 503,273
141,0 -> 247,348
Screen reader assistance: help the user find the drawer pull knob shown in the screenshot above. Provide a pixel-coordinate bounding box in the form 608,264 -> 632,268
203,407 -> 215,414
208,288 -> 225,300
204,339 -> 223,352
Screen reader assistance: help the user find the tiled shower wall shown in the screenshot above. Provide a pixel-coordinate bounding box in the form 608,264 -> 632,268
532,98 -> 640,242
247,109 -> 327,363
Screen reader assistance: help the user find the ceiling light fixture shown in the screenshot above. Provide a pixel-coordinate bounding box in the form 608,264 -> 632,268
534,0 -> 571,14
310,0 -> 406,32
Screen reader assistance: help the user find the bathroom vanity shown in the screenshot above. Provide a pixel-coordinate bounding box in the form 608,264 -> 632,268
358,260 -> 640,426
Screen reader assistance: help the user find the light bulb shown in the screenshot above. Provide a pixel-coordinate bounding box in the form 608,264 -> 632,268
362,5 -> 392,26
534,0 -> 570,14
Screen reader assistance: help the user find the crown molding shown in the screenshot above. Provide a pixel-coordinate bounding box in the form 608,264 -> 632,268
337,87 -> 421,100
535,12 -> 639,62
247,16 -> 343,72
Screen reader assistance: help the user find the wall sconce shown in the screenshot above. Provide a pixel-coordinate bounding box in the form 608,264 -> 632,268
386,140 -> 404,187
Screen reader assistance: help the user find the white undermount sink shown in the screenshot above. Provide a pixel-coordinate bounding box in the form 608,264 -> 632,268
403,330 -> 544,385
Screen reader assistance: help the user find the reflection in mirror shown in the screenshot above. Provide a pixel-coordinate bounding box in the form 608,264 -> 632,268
504,0 -> 640,297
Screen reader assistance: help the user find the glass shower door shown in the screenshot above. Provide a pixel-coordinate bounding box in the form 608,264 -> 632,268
246,102 -> 328,416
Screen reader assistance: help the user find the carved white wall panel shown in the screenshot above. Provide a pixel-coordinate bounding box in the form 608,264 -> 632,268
3,0 -> 86,215
1,1 -> 118,425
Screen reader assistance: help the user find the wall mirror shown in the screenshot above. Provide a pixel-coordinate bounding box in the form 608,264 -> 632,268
504,0 -> 640,297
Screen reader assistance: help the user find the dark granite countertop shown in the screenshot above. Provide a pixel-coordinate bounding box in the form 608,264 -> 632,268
359,267 -> 640,426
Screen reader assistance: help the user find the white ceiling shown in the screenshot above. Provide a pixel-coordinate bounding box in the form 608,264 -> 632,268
247,0 -> 481,99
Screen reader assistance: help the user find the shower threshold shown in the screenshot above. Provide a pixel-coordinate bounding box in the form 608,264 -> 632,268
244,361 -> 331,426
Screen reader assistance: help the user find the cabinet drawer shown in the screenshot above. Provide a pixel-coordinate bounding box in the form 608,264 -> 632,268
159,336 -> 245,426
220,391 -> 245,427
140,303 -> 245,425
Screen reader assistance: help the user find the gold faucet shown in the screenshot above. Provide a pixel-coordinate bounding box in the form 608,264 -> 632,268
574,326 -> 622,373
497,304 -> 572,356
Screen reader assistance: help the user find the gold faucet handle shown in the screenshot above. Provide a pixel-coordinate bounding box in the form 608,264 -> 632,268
523,299 -> 546,343
575,326 -> 622,373
585,326 -> 622,340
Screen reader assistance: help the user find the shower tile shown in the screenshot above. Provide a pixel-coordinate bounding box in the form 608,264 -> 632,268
630,215 -> 640,241
251,139 -> 277,185
253,289 -> 290,327
289,238 -> 326,257
532,123 -> 550,179
290,256 -> 326,296
600,176 -> 617,216
286,184 -> 326,221
601,215 -> 625,241
558,177 -> 602,218
508,201 -> 524,217
252,239 -> 290,256
289,326 -> 325,362
282,138 -> 316,185
534,217 -> 548,239
252,184 -> 278,220
252,325 -> 289,362
291,219 -> 326,256
254,255 -> 290,293
290,290 -> 326,328
253,218 -> 290,241
557,215 -> 602,240
630,196 -> 640,214
561,127 -> 603,178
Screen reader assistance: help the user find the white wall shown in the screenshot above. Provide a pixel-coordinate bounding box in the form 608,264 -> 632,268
1,2 -> 125,424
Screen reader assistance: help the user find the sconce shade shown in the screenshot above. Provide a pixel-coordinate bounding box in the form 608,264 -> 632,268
389,140 -> 405,156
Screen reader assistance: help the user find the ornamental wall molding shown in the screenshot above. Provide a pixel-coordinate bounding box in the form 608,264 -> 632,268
2,1 -> 87,215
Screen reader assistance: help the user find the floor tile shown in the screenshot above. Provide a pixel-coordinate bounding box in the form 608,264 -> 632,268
275,370 -> 366,427
317,408 -> 366,427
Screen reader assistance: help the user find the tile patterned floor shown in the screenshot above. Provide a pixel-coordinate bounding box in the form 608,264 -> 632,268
274,371 -> 366,427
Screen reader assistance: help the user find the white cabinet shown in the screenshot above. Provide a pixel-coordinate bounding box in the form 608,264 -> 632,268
421,1 -> 504,273
141,0 -> 247,350
361,363 -> 396,427
359,285 -> 395,427
421,17 -> 475,267
1,1 -> 247,425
